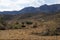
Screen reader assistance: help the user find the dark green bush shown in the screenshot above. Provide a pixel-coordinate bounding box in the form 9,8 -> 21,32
21,22 -> 24,24
33,25 -> 37,28
0,26 -> 6,30
21,25 -> 26,28
25,21 -> 33,25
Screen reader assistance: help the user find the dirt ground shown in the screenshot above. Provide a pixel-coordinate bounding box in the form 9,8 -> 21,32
0,29 -> 60,40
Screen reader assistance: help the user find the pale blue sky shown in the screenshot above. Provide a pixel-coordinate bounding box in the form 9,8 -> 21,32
0,0 -> 60,11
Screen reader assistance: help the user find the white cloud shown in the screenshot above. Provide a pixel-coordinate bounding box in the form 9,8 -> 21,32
0,0 -> 60,11
0,0 -> 45,11
45,0 -> 60,5
56,0 -> 60,4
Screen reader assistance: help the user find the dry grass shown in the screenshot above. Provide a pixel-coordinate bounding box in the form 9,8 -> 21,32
0,29 -> 60,40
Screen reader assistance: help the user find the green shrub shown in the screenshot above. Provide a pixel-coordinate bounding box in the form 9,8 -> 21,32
33,25 -> 37,28
21,22 -> 24,24
21,25 -> 26,28
25,21 -> 33,25
0,26 -> 6,30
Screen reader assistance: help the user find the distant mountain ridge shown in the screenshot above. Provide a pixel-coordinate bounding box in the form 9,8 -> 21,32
39,4 -> 60,13
0,4 -> 60,14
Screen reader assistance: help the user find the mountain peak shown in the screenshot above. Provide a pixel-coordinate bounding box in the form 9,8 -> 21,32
0,4 -> 60,14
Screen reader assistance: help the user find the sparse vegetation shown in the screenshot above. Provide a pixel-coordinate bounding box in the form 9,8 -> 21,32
0,11 -> 60,36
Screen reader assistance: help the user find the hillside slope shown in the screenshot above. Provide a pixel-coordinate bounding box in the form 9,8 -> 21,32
0,11 -> 60,36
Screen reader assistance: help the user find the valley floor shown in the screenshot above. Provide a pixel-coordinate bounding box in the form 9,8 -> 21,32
0,29 -> 60,40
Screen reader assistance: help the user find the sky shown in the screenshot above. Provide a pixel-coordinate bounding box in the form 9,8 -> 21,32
0,0 -> 60,11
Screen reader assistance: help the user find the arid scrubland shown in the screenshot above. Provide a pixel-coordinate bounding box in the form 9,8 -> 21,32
0,12 -> 60,40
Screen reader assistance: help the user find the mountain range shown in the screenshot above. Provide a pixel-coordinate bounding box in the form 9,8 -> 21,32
0,4 -> 60,15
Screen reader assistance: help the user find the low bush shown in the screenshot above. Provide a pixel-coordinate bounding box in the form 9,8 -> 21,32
25,21 -> 33,25
0,26 -> 6,30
